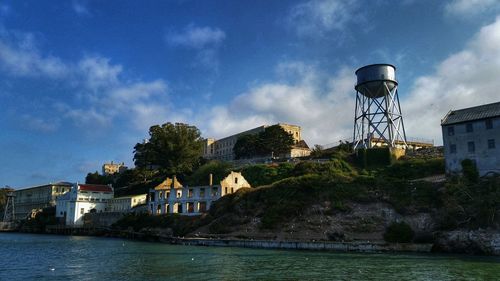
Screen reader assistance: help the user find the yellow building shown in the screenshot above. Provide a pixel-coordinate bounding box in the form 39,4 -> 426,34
148,172 -> 251,215
102,161 -> 127,175
203,123 -> 310,161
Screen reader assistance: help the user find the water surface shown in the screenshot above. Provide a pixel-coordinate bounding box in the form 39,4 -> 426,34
1,233 -> 499,280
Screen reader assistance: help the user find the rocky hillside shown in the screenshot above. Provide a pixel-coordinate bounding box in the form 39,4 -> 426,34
113,153 -> 500,255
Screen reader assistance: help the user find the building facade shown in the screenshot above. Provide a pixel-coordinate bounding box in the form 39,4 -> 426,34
148,172 -> 251,216
203,123 -> 310,161
55,183 -> 114,226
107,194 -> 147,212
102,161 -> 128,175
14,182 -> 72,219
441,101 -> 500,176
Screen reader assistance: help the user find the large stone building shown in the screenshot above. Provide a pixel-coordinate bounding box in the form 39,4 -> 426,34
14,182 -> 72,219
55,183 -> 114,226
148,172 -> 251,216
102,161 -> 127,175
441,101 -> 500,176
203,123 -> 310,161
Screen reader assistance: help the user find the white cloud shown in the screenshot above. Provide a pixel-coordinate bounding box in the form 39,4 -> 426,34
403,16 -> 500,143
0,26 -> 173,133
78,56 -> 122,91
445,0 -> 499,17
286,0 -> 359,37
167,25 -> 226,49
166,24 -> 226,71
0,30 -> 69,79
202,63 -> 356,146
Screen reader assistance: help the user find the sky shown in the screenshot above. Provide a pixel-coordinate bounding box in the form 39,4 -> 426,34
1,0 -> 500,188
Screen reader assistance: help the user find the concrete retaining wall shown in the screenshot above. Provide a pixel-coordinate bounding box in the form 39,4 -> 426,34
170,238 -> 432,253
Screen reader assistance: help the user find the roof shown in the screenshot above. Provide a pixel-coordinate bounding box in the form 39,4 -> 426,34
154,176 -> 183,190
441,101 -> 500,126
293,140 -> 310,149
15,181 -> 73,191
78,184 -> 113,192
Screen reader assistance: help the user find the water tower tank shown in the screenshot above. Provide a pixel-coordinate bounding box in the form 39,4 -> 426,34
355,64 -> 397,98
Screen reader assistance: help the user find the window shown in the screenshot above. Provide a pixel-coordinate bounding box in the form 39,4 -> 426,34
467,141 -> 475,153
80,208 -> 84,215
188,189 -> 194,198
466,123 -> 473,133
488,139 -> 496,149
450,144 -> 456,154
486,119 -> 493,129
447,126 -> 454,136
225,187 -> 228,194
234,177 -> 238,184
200,188 -> 205,198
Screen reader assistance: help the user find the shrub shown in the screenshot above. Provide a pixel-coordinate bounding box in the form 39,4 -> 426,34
383,221 -> 415,243
461,159 -> 479,183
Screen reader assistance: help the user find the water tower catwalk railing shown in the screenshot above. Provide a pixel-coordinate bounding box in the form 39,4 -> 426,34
352,64 -> 408,150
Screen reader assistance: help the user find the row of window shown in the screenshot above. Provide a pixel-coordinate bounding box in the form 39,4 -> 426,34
154,201 -> 208,214
449,139 -> 496,153
78,197 -> 107,202
447,119 -> 494,136
157,187 -> 219,200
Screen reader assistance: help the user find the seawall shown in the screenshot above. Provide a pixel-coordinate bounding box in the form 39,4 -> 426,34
169,237 -> 433,253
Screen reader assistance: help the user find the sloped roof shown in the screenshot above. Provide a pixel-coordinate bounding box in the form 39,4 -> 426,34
79,184 -> 113,192
293,140 -> 310,149
441,101 -> 500,125
154,176 -> 183,190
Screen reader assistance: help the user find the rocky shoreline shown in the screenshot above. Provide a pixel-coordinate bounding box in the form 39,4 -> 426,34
15,225 -> 500,256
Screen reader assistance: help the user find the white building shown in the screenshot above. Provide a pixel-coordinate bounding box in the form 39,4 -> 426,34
441,101 -> 500,176
148,172 -> 251,216
56,183 -> 114,226
107,194 -> 147,212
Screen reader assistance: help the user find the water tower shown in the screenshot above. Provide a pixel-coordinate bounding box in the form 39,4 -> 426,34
352,64 -> 407,149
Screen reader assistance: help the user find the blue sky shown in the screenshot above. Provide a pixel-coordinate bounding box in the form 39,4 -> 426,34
1,0 -> 500,187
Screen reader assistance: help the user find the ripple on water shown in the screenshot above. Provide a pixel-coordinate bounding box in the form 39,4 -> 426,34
1,233 -> 499,281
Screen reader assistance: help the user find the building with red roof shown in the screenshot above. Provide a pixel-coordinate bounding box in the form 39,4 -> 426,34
56,183 -> 114,226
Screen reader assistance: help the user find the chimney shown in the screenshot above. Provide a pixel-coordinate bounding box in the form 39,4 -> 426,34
209,173 -> 213,186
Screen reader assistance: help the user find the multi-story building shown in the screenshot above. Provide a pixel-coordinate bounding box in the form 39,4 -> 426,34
55,183 -> 114,226
102,161 -> 127,175
148,172 -> 251,216
14,182 -> 72,219
441,101 -> 500,176
203,123 -> 310,161
107,194 -> 147,212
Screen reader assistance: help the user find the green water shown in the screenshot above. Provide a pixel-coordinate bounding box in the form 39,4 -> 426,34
0,233 -> 499,280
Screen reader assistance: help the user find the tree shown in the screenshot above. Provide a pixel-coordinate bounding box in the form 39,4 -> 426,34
233,125 -> 295,159
133,122 -> 204,176
233,134 -> 262,159
258,125 -> 295,157
186,161 -> 233,186
85,171 -> 112,185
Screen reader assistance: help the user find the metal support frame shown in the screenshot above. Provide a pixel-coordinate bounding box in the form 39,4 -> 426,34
2,191 -> 15,223
353,82 -> 407,150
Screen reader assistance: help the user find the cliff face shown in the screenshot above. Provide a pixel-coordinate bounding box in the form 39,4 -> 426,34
190,201 -> 437,242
